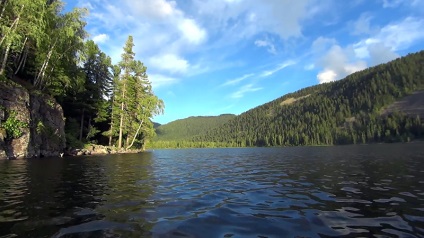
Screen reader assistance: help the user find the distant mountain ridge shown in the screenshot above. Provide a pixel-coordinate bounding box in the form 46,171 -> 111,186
152,51 -> 424,148
154,114 -> 236,141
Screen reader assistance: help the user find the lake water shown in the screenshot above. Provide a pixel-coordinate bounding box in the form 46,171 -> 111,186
1,143 -> 424,237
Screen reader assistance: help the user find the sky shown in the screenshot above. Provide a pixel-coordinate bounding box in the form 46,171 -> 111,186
64,0 -> 424,124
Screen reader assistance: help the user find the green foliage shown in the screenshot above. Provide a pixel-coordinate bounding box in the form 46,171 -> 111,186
36,120 -> 44,134
65,133 -> 84,149
86,125 -> 100,141
1,111 -> 28,139
0,1 -> 163,150
111,36 -> 164,150
46,99 -> 55,108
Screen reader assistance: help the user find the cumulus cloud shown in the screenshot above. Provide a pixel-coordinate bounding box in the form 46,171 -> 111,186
314,16 -> 424,84
353,17 -> 424,64
78,0 -> 342,89
178,19 -> 207,45
254,39 -> 277,54
231,84 -> 262,99
149,54 -> 190,74
92,34 -> 109,44
374,17 -> 424,50
367,44 -> 399,66
317,45 -> 367,83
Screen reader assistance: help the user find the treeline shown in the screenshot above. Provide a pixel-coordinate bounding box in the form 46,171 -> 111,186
0,0 -> 163,149
154,51 -> 424,148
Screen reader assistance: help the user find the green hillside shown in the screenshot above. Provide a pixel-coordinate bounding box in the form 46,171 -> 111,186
189,51 -> 424,147
151,51 -> 424,148
154,114 -> 236,141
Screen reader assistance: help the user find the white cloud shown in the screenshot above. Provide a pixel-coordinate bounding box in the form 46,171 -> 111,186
254,39 -> 277,54
92,33 -> 109,44
317,45 -> 367,84
221,74 -> 254,87
149,74 -> 179,89
231,84 -> 262,99
353,17 -> 424,64
261,60 -> 296,77
315,17 -> 424,84
125,0 -> 179,20
311,37 -> 337,52
78,0 -> 331,89
375,17 -> 424,50
367,43 -> 399,66
317,70 -> 337,83
178,18 -> 207,45
193,0 -> 310,41
149,54 -> 190,74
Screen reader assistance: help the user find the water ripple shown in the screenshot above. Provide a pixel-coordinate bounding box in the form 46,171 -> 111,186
0,144 -> 423,237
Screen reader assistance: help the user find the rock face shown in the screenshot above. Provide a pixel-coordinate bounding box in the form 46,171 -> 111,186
0,82 -> 65,159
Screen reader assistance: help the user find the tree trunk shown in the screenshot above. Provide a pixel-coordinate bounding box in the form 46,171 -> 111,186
108,96 -> 115,146
85,116 -> 91,140
126,120 -> 143,150
35,42 -> 55,87
0,43 -> 11,75
118,81 -> 126,149
79,109 -> 84,141
14,46 -> 28,75
118,101 -> 124,149
108,103 -> 114,146
14,37 -> 28,75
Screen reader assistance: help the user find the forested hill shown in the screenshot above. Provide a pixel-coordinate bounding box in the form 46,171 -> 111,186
155,114 -> 236,141
158,51 -> 424,148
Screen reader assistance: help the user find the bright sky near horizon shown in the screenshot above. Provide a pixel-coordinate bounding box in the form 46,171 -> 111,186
64,0 -> 424,125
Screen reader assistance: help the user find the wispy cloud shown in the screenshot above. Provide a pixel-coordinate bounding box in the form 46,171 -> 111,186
254,39 -> 277,54
221,73 -> 254,87
351,13 -> 374,35
382,0 -> 404,8
230,84 -> 262,99
149,54 -> 190,74
354,17 -> 424,57
149,74 -> 179,89
260,60 -> 296,77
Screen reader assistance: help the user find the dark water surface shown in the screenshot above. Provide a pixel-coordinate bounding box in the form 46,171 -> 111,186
1,143 -> 424,237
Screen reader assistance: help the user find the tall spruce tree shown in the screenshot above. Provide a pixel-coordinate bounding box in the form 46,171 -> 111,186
114,36 -> 163,150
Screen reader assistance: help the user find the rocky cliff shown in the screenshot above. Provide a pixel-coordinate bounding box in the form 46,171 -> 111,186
0,80 -> 65,159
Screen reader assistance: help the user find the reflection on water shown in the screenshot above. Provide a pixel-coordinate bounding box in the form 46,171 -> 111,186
0,143 -> 424,237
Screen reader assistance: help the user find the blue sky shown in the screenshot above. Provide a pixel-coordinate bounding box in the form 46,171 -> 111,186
64,0 -> 424,124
